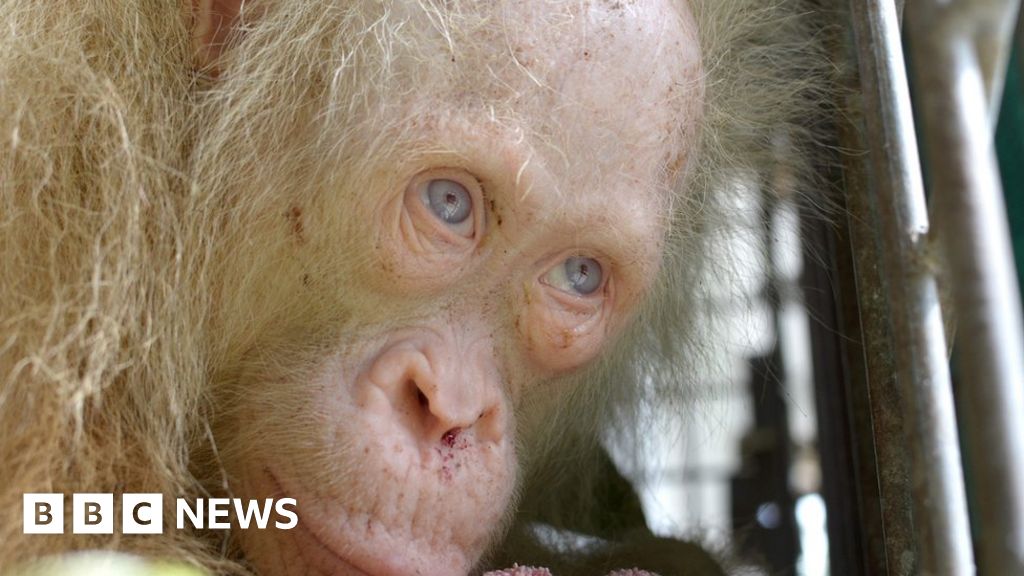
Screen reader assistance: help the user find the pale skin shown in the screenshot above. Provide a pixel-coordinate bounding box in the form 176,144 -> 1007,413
192,1 -> 703,574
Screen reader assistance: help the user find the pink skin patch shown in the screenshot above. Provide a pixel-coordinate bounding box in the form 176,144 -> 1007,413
442,427 -> 461,448
483,568 -> 658,576
483,566 -> 553,576
437,427 -> 470,482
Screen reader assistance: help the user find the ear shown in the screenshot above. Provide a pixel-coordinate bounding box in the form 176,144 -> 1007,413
191,0 -> 246,70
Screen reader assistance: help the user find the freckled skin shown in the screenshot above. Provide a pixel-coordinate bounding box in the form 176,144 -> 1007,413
208,1 -> 703,575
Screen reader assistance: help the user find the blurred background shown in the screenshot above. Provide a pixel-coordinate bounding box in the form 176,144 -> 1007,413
606,4 -> 1024,575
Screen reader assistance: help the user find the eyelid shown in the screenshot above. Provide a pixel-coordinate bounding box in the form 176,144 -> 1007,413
544,289 -> 604,321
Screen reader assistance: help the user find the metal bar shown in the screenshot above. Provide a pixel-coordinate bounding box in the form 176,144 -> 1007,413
959,0 -> 1021,121
801,188 -> 871,575
849,1 -> 976,574
830,8 -> 920,562
834,98 -> 918,575
907,1 -> 1024,572
1019,11 -> 1024,63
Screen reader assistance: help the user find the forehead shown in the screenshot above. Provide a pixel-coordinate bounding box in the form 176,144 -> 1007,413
382,0 -> 702,229
496,0 -> 702,169
497,0 -> 702,223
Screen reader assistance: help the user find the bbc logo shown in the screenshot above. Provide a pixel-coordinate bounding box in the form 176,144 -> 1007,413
24,493 -> 163,535
24,493 -> 298,534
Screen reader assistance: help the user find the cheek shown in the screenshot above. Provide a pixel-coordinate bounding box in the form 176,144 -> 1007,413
517,287 -> 608,373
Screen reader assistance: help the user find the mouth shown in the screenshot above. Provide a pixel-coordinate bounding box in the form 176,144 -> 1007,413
267,468 -> 462,576
292,516 -> 377,576
264,469 -> 376,575
253,403 -> 515,576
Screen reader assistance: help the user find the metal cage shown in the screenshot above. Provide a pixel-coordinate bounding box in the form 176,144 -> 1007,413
816,1 -> 1024,574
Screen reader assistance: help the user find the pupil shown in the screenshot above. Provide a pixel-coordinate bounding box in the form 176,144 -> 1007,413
424,179 -> 472,225
564,257 -> 601,295
570,266 -> 587,286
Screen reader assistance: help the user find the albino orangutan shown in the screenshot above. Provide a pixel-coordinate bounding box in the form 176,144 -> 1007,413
0,0 -> 826,574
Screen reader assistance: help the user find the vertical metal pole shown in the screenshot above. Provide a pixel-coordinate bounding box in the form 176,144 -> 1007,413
834,107 -> 919,575
849,1 -> 976,574
907,2 -> 1024,573
970,0 -> 1021,121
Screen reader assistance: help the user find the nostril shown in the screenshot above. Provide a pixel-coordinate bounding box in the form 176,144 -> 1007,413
415,385 -> 429,409
402,375 -> 500,445
441,427 -> 461,448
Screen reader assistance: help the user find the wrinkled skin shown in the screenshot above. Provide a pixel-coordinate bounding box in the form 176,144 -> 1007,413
196,1 -> 703,575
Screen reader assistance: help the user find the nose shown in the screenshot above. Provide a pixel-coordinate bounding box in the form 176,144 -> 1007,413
365,339 -> 505,447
